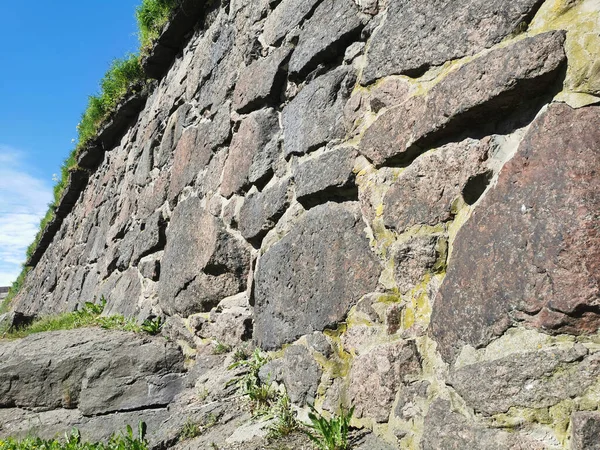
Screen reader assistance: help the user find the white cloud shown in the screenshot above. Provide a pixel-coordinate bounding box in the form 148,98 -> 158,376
0,146 -> 53,286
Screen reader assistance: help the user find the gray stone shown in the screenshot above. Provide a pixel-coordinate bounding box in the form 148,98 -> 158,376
391,235 -> 445,294
448,346 -> 600,415
360,31 -> 566,166
139,252 -> 162,281
131,210 -> 166,266
355,434 -> 396,450
0,328 -> 184,414
254,202 -> 380,349
394,380 -> 429,421
430,104 -> 600,363
289,0 -> 362,76
220,109 -> 280,198
233,46 -> 292,113
362,0 -> 546,83
194,303 -> 253,347
382,139 -> 492,233
348,340 -> 420,422
281,345 -> 322,405
282,67 -> 353,158
421,399 -> 546,450
261,0 -> 323,46
306,332 -> 333,357
159,196 -> 250,316
168,103 -> 231,203
238,178 -> 292,246
103,268 -> 142,318
294,147 -> 357,207
571,411 -> 600,450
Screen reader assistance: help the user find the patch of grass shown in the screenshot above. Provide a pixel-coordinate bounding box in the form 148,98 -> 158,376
304,404 -> 354,450
228,349 -> 277,415
136,0 -> 178,53
1,297 -> 161,339
179,414 -> 218,441
213,340 -> 232,355
141,316 -> 163,335
77,54 -> 145,149
268,393 -> 300,439
0,422 -> 148,450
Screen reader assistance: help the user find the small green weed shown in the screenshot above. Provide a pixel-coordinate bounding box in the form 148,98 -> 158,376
213,340 -> 232,355
232,347 -> 249,363
179,414 -> 218,441
141,317 -> 163,335
304,404 -> 354,450
268,393 -> 300,439
0,422 -> 148,450
228,349 -> 276,415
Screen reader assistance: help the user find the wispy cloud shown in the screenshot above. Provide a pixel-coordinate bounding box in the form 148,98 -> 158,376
0,146 -> 53,286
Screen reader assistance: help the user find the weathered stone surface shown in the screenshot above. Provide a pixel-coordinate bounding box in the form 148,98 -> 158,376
355,434 -> 396,450
431,104 -> 600,363
571,411 -> 600,450
362,0 -> 545,83
391,235 -> 444,294
349,340 -> 420,423
261,0 -> 322,46
254,202 -> 380,349
280,345 -> 322,405
289,0 -> 362,76
168,103 -> 231,203
238,178 -> 292,246
383,139 -> 491,233
159,197 -> 250,316
220,109 -> 280,198
294,147 -> 357,206
360,31 -> 566,166
449,345 -> 600,415
421,399 -> 545,450
192,295 -> 253,346
282,67 -> 353,158
103,268 -> 143,318
233,46 -> 291,113
0,328 -> 184,414
131,210 -> 166,266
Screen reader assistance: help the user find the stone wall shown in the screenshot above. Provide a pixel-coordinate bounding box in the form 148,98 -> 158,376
11,0 -> 600,447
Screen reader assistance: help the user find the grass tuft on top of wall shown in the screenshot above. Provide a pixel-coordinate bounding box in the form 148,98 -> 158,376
136,0 -> 178,54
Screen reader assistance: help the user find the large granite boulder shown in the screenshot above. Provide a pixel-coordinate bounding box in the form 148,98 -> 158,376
359,31 -> 566,166
159,197 -> 250,316
362,0 -> 546,83
260,0 -> 323,46
430,103 -> 600,363
253,202 -> 380,349
0,328 -> 184,415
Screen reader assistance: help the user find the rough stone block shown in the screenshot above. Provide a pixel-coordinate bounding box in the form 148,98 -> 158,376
430,103 -> 600,363
362,0 -> 546,83
282,67 -> 353,158
253,202 -> 380,349
360,31 -> 566,166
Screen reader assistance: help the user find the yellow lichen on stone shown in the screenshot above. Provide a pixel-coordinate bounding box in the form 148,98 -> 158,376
529,0 -> 600,104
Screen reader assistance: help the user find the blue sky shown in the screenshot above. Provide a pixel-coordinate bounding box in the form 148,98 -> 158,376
0,1 -> 141,285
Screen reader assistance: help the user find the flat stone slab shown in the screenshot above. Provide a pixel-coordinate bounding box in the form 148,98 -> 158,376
0,328 -> 184,415
253,202 -> 380,349
430,103 -> 600,363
